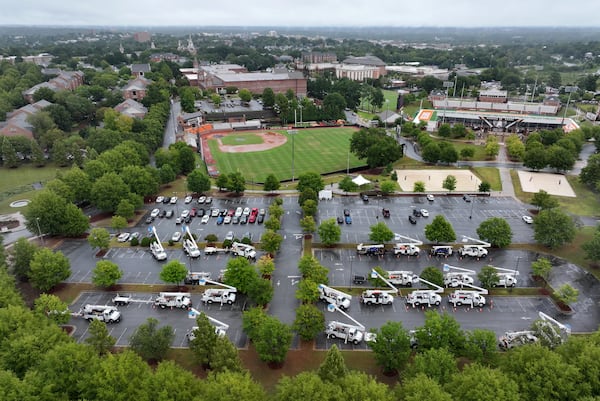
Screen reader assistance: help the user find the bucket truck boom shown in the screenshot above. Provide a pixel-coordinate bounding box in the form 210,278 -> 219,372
149,226 -> 167,261
443,263 -> 476,287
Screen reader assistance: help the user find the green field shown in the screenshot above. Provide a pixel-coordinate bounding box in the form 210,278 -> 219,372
208,128 -> 366,182
219,133 -> 264,146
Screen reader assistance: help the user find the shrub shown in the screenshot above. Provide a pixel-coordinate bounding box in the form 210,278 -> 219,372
130,237 -> 139,246
140,237 -> 151,247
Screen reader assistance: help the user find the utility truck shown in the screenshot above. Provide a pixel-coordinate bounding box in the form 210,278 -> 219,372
443,264 -> 475,287
489,266 -> 519,287
448,283 -> 487,307
149,226 -> 167,261
430,245 -> 453,257
182,226 -> 201,258
184,271 -> 211,285
405,277 -> 444,307
360,269 -> 398,306
356,243 -> 385,256
231,242 -> 256,260
498,330 -> 538,350
324,303 -> 377,345
318,284 -> 352,310
198,278 -> 238,305
154,292 -> 192,309
75,304 -> 121,323
186,309 -> 229,340
392,234 -> 423,256
458,235 -> 490,258
385,270 -> 418,286
111,294 -> 154,306
204,246 -> 228,255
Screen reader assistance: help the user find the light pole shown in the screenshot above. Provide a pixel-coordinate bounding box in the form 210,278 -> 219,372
384,99 -> 389,130
35,217 -> 44,246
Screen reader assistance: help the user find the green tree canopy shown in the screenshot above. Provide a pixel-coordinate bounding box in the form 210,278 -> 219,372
476,217 -> 513,247
129,317 -> 175,362
425,215 -> 456,243
28,248 -> 71,292
369,221 -> 394,243
263,174 -> 280,192
187,169 -> 212,194
293,303 -> 325,341
533,208 -> 576,249
368,321 -> 412,374
85,319 -> 116,355
159,260 -> 189,286
92,260 -> 123,288
318,218 -> 341,246
88,227 -> 111,251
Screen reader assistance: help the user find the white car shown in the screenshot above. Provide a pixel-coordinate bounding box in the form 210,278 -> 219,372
242,207 -> 251,216
225,231 -> 234,241
235,207 -> 243,217
211,208 -> 220,217
150,208 -> 160,218
171,232 -> 182,242
117,233 -> 130,242
522,215 -> 533,224
170,196 -> 178,204
426,194 -> 435,202
224,215 -> 232,224
197,196 -> 206,204
201,215 -> 210,224
130,232 -> 140,240
259,208 -> 266,216
156,196 -> 164,203
181,210 -> 190,218
184,195 -> 193,204
420,209 -> 429,217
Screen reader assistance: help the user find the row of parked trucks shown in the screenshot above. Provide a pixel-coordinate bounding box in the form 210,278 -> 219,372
357,235 -> 491,259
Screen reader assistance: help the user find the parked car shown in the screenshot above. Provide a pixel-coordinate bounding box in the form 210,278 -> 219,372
240,215 -> 248,224
522,215 -> 533,224
156,196 -> 164,203
171,232 -> 182,242
257,215 -> 264,224
463,195 -> 472,202
175,217 -> 182,225
345,215 -> 352,224
224,215 -> 232,224
361,194 -> 369,202
382,208 -> 390,218
165,210 -> 173,219
170,196 -> 178,204
249,214 -> 257,224
211,208 -> 219,217
227,209 -> 235,216
258,208 -> 266,216
184,195 -> 193,204
130,232 -> 140,240
145,216 -> 154,224
412,209 -> 422,217
420,209 -> 429,217
408,215 -> 417,224
158,210 -> 166,218
243,207 -> 251,216
205,197 -> 212,204
184,215 -> 192,224
225,231 -> 234,241
150,208 -> 160,218
216,216 -> 224,225
197,208 -> 205,217
190,208 -> 197,217
201,215 -> 210,224
197,196 -> 206,204
235,207 -> 243,217
427,194 -> 435,202
232,216 -> 240,224
181,210 -> 190,218
163,197 -> 171,204
337,216 -> 344,224
220,209 -> 228,216
343,209 -> 350,216
117,233 -> 130,242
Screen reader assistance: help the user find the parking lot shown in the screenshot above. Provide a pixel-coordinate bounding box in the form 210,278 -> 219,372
68,291 -> 248,348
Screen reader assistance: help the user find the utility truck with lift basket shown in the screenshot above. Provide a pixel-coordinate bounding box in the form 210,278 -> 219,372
385,270 -> 419,286
182,225 -> 201,258
489,266 -> 519,288
360,269 -> 398,306
324,303 -> 377,345
186,309 -> 229,340
457,235 -> 490,258
149,226 -> 167,261
198,278 -> 237,305
356,243 -> 385,256
448,282 -> 487,307
154,292 -> 192,309
392,234 -> 422,256
75,304 -> 122,323
231,242 -> 257,260
184,271 -> 211,285
443,264 -> 476,287
405,276 -> 444,307
498,311 -> 571,350
318,284 -> 352,310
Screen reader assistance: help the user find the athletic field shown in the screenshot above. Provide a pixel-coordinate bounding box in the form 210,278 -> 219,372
207,127 -> 365,182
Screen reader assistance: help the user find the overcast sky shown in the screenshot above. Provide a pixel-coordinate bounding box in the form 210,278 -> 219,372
2,0 -> 599,27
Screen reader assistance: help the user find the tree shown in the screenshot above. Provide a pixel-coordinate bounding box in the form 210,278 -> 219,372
446,363 -> 520,401
187,169 -> 212,194
301,199 -> 318,217
215,174 -> 229,191
30,140 -> 46,166
405,348 -> 457,385
253,315 -> 293,364
439,143 -> 458,164
339,175 -> 359,192
10,237 -> 37,281
92,260 -> 122,288
247,277 -> 274,306
33,293 -> 70,325
477,265 -> 500,288
531,257 -> 553,280
485,135 -> 500,158
531,189 -> 559,210
129,317 -> 174,362
295,279 -> 320,303
380,180 -> 397,195
350,128 -> 403,168
523,146 -> 548,171
580,153 -> 600,188
88,227 -> 111,251
476,217 -> 513,247
85,319 -> 116,355
159,260 -> 189,286
256,255 -> 276,277
269,202 -> 285,220
111,215 -> 128,232
555,283 -> 579,305
24,189 -> 89,236
463,329 -> 498,363
583,225 -> 600,261
210,335 -> 245,373
223,257 -> 258,293
297,172 -> 324,194
300,215 -> 316,233
198,371 -> 266,401
115,199 -> 135,220
413,181 -> 426,192
442,175 -> 457,192
422,142 -> 441,163
239,88 -> 252,103
298,187 -> 317,206
368,321 -> 412,374
189,313 -> 219,367
28,248 -> 71,292
399,373 -> 453,401
227,171 -> 246,194
460,146 -> 476,159
419,266 -> 444,287
293,303 -> 325,341
1,139 -> 19,168
414,311 -> 465,355
369,222 -> 394,243
242,307 -> 268,341
159,163 -> 177,184
262,87 -> 275,108
318,218 -> 341,246
91,172 -> 131,212
534,208 -> 576,249
478,181 -> 491,192
425,215 -> 456,243
261,229 -> 283,255
317,344 -> 348,382
547,145 -> 575,172
263,174 -> 280,192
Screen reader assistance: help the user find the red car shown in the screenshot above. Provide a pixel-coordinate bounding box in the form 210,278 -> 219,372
190,208 -> 197,217
248,214 -> 257,224
227,209 -> 235,216
251,207 -> 259,216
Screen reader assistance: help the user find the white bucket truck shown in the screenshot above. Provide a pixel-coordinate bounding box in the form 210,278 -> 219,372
392,234 -> 422,256
386,270 -> 418,286
356,243 -> 385,256
76,304 -> 121,323
149,226 -> 167,261
448,283 -> 487,307
405,276 -> 444,307
182,226 -> 201,258
198,278 -> 237,305
318,284 -> 352,310
457,235 -> 490,259
360,269 -> 398,306
154,292 -> 192,309
231,242 -> 256,260
324,303 -> 377,345
443,264 -> 476,287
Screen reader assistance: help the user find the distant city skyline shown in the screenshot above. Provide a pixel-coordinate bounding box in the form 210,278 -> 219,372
1,0 -> 599,28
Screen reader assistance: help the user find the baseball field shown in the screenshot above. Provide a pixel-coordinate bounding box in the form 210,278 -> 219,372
206,127 -> 366,182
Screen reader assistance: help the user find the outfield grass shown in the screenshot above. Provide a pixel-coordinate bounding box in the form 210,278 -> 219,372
208,128 -> 366,182
220,133 -> 264,146
471,167 -> 502,191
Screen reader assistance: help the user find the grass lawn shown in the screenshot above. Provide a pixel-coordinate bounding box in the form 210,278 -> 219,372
471,167 -> 502,191
511,170 -> 600,217
220,133 -> 264,146
208,127 -> 366,182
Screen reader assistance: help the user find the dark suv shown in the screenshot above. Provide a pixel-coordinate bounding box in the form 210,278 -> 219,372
412,208 -> 422,217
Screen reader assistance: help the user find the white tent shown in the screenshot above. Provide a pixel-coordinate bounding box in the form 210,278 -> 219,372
352,175 -> 371,186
